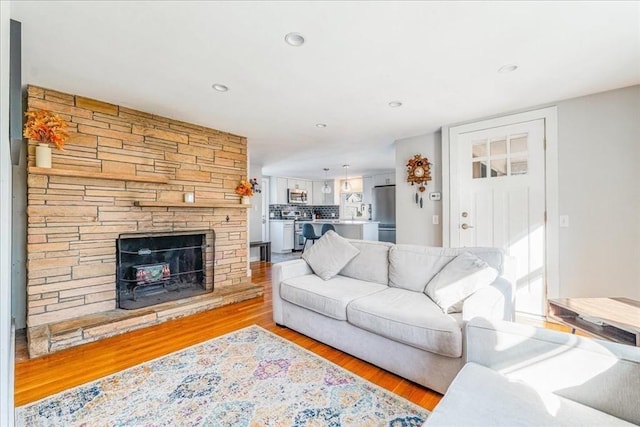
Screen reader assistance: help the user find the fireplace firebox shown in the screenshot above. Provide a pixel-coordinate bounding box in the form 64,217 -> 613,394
116,230 -> 214,310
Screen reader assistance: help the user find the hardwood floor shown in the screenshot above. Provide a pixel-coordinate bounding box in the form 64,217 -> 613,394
14,261 -> 443,410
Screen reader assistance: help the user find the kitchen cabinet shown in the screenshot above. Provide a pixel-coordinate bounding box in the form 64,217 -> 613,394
269,177 -> 289,205
269,220 -> 294,253
312,180 -> 335,205
373,173 -> 395,186
287,179 -> 309,191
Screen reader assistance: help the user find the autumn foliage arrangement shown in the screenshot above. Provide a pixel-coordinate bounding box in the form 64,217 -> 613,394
23,109 -> 69,150
235,180 -> 254,197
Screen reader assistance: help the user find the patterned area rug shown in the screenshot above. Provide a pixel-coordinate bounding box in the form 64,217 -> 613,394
16,325 -> 430,426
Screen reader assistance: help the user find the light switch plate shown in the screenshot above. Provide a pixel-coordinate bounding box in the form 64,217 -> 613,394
429,192 -> 441,201
432,215 -> 439,225
560,215 -> 569,228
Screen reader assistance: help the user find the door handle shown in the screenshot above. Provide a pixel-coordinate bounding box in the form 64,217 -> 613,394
461,223 -> 474,230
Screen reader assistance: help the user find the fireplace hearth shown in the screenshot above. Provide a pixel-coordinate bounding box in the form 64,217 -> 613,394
116,230 -> 214,310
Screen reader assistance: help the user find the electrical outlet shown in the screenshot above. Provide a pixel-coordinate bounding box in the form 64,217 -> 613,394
432,215 -> 439,225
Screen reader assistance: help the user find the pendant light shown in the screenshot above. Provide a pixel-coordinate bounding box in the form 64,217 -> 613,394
342,164 -> 351,192
321,168 -> 332,194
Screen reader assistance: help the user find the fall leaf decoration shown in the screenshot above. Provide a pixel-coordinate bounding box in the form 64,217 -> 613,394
23,109 -> 70,150
235,180 -> 254,197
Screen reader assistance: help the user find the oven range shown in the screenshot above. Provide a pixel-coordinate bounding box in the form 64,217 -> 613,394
294,220 -> 313,251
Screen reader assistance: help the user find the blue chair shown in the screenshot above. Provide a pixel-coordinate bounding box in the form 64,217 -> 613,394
301,223 -> 321,253
321,223 -> 336,235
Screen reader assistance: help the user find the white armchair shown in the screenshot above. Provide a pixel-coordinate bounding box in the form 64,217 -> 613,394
426,317 -> 640,426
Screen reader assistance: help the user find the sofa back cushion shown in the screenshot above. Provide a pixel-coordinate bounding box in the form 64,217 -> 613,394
389,245 -> 505,292
340,240 -> 393,285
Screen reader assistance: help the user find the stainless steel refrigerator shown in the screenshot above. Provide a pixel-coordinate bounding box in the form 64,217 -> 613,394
372,185 -> 396,243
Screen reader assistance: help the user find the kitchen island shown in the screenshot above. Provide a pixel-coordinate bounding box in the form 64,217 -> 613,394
308,220 -> 379,241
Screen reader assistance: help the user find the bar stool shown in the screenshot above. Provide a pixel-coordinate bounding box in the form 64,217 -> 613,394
321,223 -> 336,235
302,223 -> 321,253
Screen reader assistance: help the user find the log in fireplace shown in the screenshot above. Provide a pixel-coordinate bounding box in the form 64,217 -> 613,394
116,230 -> 214,309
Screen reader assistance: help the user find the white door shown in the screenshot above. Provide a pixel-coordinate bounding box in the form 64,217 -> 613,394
451,119 -> 546,316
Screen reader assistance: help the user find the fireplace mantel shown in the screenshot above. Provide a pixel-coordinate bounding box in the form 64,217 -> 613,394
28,166 -> 169,183
134,201 -> 251,208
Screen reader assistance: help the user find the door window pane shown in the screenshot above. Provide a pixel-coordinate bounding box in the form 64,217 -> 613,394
490,159 -> 507,177
511,157 -> 528,175
490,139 -> 507,156
472,141 -> 487,158
510,135 -> 527,154
473,161 -> 487,179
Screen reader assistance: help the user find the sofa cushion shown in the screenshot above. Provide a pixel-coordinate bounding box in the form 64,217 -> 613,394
388,245 -> 506,292
280,274 -> 387,321
301,230 -> 360,280
424,362 -> 636,426
424,251 -> 498,313
346,288 -> 463,358
339,240 -> 393,285
388,245 -> 457,292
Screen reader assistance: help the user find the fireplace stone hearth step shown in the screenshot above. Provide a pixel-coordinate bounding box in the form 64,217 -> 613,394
27,283 -> 264,358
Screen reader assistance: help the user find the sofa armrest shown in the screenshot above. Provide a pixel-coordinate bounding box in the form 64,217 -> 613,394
271,259 -> 313,324
466,318 -> 640,425
462,277 -> 514,322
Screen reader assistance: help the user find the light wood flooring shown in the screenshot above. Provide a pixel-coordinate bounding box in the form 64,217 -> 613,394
15,261 -> 444,410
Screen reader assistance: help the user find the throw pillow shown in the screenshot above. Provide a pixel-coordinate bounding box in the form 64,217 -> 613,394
424,251 -> 498,313
301,230 -> 360,280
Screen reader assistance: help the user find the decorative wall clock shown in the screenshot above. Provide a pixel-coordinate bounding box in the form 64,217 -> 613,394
406,154 -> 432,208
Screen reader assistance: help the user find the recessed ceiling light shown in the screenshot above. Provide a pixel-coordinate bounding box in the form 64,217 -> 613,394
498,64 -> 518,73
388,101 -> 403,108
285,32 -> 305,47
315,123 -> 327,128
212,84 -> 229,92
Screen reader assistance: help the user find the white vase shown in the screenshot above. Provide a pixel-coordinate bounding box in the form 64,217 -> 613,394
35,143 -> 52,168
241,196 -> 251,205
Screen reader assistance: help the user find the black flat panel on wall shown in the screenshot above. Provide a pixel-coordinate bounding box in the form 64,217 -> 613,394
9,19 -> 22,165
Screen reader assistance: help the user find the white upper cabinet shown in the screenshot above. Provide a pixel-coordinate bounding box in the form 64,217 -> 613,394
373,173 -> 396,186
287,179 -> 309,191
269,177 -> 289,204
312,180 -> 335,205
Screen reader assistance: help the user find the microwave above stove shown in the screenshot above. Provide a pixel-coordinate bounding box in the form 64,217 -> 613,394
288,189 -> 308,204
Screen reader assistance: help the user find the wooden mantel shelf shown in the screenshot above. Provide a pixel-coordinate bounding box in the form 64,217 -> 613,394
28,167 -> 169,184
134,201 -> 251,209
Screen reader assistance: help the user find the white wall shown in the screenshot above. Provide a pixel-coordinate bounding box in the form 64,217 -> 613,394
555,85 -> 640,299
1,1 -> 15,424
395,131 -> 443,246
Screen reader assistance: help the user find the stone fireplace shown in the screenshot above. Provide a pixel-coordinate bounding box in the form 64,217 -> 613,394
116,230 -> 213,310
25,86 -> 262,357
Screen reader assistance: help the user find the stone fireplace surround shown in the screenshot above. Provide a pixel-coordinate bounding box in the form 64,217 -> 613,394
25,86 -> 262,358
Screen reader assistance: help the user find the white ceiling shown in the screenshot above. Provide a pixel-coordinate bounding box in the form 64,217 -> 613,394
11,1 -> 640,180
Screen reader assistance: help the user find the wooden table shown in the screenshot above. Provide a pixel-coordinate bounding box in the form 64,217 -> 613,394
548,297 -> 640,346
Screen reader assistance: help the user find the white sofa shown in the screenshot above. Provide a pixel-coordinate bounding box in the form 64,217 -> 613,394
426,318 -> 640,426
272,237 -> 516,393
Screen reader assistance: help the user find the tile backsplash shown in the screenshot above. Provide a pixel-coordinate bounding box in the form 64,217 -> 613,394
269,204 -> 339,220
